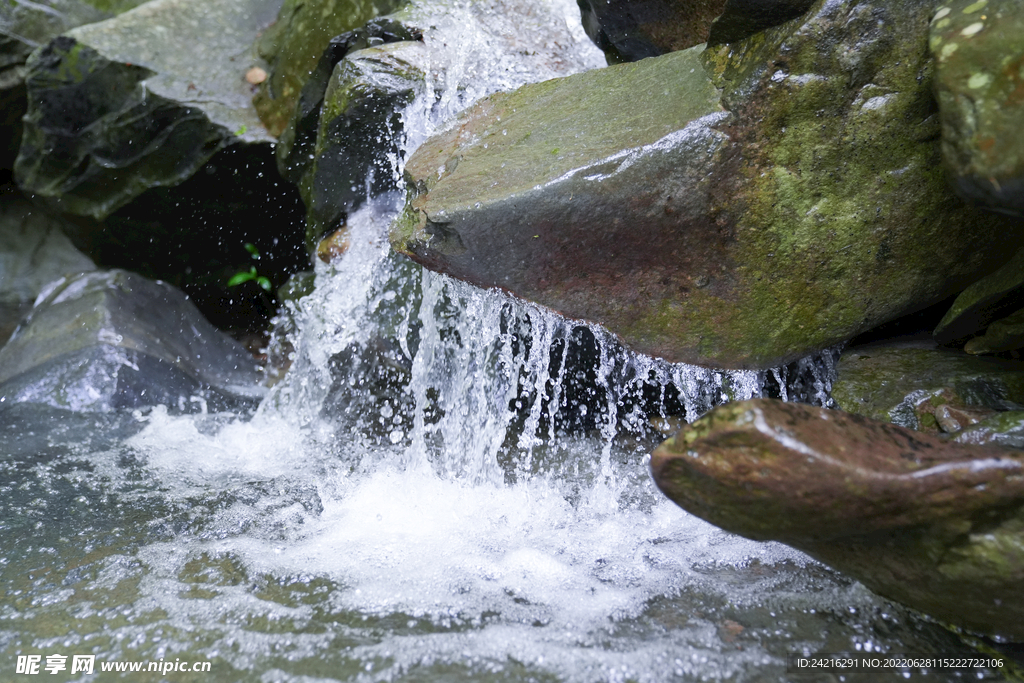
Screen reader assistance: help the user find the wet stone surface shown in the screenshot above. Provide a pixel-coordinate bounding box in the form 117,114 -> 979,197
15,0 -> 282,219
394,0 -> 1019,369
931,0 -> 1024,217
651,398 -> 1024,641
0,270 -> 265,412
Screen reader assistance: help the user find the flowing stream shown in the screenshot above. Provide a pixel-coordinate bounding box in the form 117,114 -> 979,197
0,0 -> 1006,679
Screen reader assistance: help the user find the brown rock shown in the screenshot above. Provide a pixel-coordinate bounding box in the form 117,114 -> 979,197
651,398 -> 1024,640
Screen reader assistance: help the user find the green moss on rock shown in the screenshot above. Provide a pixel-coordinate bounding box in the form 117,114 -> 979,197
252,0 -> 407,137
832,342 -> 1024,429
392,0 -> 1019,369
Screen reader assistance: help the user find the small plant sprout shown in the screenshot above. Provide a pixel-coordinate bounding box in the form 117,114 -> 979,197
228,243 -> 273,291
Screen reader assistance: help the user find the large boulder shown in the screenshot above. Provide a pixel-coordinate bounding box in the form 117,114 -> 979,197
931,0 -> 1024,217
650,398 -> 1024,641
296,0 -> 604,249
392,0 -> 1019,370
14,0 -> 282,219
0,0 -> 148,170
0,269 -> 264,412
0,186 -> 96,345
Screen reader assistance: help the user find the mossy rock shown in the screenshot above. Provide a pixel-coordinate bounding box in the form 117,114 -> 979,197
251,0 -> 407,138
0,0 -> 148,169
954,410 -> 1024,449
300,40 -> 426,250
393,0 -> 1020,369
832,341 -> 1024,430
14,0 -> 281,219
651,398 -> 1024,641
296,0 -> 603,251
931,0 -> 1024,217
273,17 -> 421,186
935,246 -> 1024,345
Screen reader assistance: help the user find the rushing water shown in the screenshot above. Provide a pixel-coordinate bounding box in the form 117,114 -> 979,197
0,0 -> 1011,680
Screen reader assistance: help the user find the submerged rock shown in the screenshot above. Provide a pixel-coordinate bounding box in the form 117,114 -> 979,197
831,341 -> 1024,431
0,187 -> 96,345
931,0 -> 1024,217
15,0 -> 282,218
0,270 -> 264,412
650,398 -> 1024,641
393,0 -> 1018,369
296,0 -> 603,249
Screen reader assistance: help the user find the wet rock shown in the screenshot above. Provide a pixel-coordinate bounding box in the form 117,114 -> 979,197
934,246 -> 1024,346
930,0 -> 1024,217
0,270 -> 265,412
393,0 -> 1017,370
14,0 -> 282,219
964,307 -> 1024,354
251,0 -> 407,138
274,17 -> 422,187
0,0 -> 140,170
576,0 -> 723,63
650,398 -> 1024,641
298,0 -> 603,249
953,410 -> 1024,449
0,186 -> 96,345
706,0 -> 816,45
301,42 -> 425,248
831,341 -> 1024,431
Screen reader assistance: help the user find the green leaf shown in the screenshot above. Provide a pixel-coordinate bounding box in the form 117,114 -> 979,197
244,242 -> 260,259
256,276 -> 273,292
227,267 -> 257,287
235,125 -> 248,136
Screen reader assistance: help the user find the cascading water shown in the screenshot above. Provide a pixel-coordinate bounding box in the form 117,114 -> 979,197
0,0 -> 1003,680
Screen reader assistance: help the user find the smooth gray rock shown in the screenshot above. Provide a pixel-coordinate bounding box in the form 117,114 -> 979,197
0,270 -> 265,412
0,186 -> 95,345
14,0 -> 282,218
